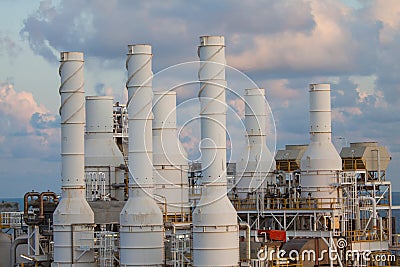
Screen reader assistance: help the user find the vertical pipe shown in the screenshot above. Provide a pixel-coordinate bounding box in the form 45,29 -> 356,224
300,84 -> 342,201
359,196 -> 377,231
52,52 -> 95,266
119,45 -> 164,266
153,91 -> 189,217
237,88 -> 275,198
192,35 -> 239,267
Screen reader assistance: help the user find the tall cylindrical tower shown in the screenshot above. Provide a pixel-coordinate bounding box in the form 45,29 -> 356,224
52,52 -> 95,266
237,88 -> 276,198
153,91 -> 189,218
85,96 -> 126,201
119,45 -> 164,266
300,84 -> 342,202
192,35 -> 239,267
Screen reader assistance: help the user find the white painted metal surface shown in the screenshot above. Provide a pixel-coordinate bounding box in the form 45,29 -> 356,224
85,96 -> 125,201
192,35 -> 239,267
153,91 -> 189,216
300,84 -> 342,200
119,44 -> 164,266
0,233 -> 11,267
359,196 -> 377,230
52,52 -> 95,266
236,88 -> 275,198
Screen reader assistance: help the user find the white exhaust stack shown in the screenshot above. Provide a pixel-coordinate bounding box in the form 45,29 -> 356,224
153,91 -> 189,218
237,88 -> 275,198
192,36 -> 239,267
119,45 -> 164,266
300,84 -> 341,202
85,96 -> 125,201
53,52 -> 95,266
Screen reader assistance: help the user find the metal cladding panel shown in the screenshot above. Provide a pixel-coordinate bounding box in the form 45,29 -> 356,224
120,44 -> 163,266
153,90 -> 189,214
237,88 -> 275,198
85,96 -> 126,200
153,132 -> 188,165
126,45 -> 153,86
275,145 -> 308,162
128,119 -> 154,186
244,88 -> 267,135
300,83 -> 341,200
199,81 -> 227,115
59,52 -> 86,188
85,96 -> 114,133
340,142 -> 391,171
153,91 -> 177,130
301,141 -> 342,171
309,84 -> 332,134
198,36 -> 226,81
0,233 -> 11,267
85,138 -> 125,165
53,193 -> 94,264
193,35 -> 239,267
54,51 -> 94,267
152,90 -> 188,166
192,229 -> 239,267
59,52 -> 85,124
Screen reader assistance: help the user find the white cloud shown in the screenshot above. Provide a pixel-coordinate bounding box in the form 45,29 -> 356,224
0,82 -> 59,159
1,0 -> 399,193
227,1 -> 357,72
368,0 -> 400,44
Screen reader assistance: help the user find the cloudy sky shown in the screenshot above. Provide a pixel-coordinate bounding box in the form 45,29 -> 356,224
1,0 -> 399,197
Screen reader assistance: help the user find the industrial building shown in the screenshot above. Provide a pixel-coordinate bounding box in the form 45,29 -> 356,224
0,35 -> 398,267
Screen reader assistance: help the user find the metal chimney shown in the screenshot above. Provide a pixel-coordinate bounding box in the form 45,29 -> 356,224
192,36 -> 239,267
119,44 -> 164,266
153,91 -> 189,218
53,52 -> 95,266
85,96 -> 126,201
300,83 -> 342,202
237,88 -> 276,198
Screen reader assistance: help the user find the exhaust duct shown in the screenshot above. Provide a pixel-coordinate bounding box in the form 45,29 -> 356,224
85,96 -> 125,201
52,52 -> 95,266
119,44 -> 164,266
192,35 -> 239,267
153,91 -> 189,218
300,83 -> 341,202
237,88 -> 275,198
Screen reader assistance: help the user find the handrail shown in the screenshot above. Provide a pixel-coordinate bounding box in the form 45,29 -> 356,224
0,211 -> 25,228
347,229 -> 389,242
230,197 -> 342,211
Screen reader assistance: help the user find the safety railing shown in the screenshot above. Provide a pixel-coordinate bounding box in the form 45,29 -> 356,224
270,258 -> 303,267
165,212 -> 192,223
231,197 -> 342,211
0,211 -> 25,229
347,229 -> 389,242
342,159 -> 366,171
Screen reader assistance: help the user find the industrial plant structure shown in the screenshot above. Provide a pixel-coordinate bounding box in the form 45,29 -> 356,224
0,35 -> 399,267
